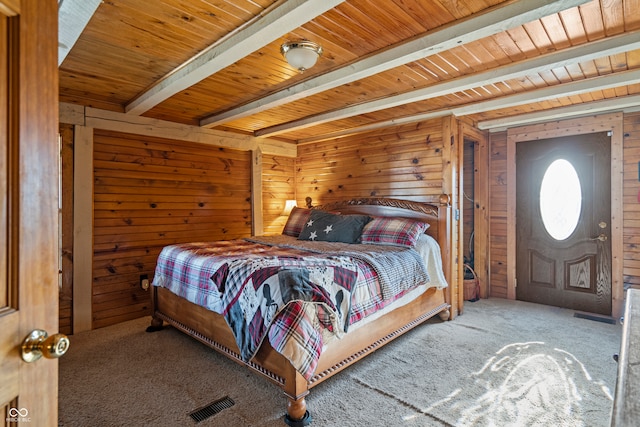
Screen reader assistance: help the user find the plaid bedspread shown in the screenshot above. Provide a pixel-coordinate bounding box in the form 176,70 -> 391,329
152,235 -> 433,380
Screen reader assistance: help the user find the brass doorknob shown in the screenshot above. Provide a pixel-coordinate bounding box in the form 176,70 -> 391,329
21,329 -> 69,363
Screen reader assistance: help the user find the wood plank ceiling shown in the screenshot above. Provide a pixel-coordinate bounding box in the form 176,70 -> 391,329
58,0 -> 640,144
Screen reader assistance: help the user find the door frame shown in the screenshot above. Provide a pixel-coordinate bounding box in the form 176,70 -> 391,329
506,112 -> 624,319
460,121 -> 489,303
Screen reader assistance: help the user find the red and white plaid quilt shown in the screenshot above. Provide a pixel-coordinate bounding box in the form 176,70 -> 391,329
152,235 -> 439,380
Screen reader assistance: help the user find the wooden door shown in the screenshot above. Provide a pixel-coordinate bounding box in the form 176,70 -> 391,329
0,1 -> 61,425
516,132 -> 611,315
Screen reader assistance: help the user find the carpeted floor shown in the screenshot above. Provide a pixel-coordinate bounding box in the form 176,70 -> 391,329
58,298 -> 621,426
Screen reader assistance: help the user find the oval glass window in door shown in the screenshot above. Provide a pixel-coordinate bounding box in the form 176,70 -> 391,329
540,159 -> 582,241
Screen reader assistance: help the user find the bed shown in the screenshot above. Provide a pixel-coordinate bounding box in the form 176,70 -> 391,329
148,196 -> 452,426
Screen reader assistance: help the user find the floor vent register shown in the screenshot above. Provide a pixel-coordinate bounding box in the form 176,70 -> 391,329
189,396 -> 235,423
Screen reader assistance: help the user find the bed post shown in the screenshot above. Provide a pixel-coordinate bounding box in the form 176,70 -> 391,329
146,285 -> 164,332
283,371 -> 312,426
438,194 -> 452,319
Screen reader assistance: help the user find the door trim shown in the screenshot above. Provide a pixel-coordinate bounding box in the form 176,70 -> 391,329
506,112 -> 624,319
460,121 -> 489,302
72,125 -> 93,333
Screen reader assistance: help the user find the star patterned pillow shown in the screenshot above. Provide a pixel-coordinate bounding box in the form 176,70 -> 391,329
297,210 -> 371,243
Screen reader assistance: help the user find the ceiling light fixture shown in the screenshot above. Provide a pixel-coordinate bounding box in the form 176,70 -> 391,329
280,40 -> 323,73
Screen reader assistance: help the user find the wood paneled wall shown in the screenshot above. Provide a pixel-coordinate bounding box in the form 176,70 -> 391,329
296,120 -> 446,205
91,130 -> 251,328
295,117 -> 466,316
64,116 -> 453,330
623,112 -> 640,289
262,154 -> 296,236
55,111 -> 476,329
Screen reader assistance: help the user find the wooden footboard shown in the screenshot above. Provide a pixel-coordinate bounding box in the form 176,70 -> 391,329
150,284 -> 449,425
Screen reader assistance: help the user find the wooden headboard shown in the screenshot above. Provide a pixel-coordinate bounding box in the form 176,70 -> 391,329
313,196 -> 451,283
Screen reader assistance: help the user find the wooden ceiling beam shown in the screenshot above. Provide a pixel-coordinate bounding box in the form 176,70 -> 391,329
124,0 -> 345,116
202,0 -> 591,130
58,103 -> 296,157
58,0 -> 102,66
297,68 -> 640,143
257,30 -> 640,137
477,94 -> 640,131
452,68 -> 640,116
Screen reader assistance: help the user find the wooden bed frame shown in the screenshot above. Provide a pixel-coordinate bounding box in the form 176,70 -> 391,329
148,196 -> 452,425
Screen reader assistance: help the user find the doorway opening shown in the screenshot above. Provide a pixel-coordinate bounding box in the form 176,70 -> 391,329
463,138 -> 475,272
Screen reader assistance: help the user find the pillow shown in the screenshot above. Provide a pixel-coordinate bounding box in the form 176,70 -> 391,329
361,217 -> 430,248
298,210 -> 371,243
282,207 -> 312,237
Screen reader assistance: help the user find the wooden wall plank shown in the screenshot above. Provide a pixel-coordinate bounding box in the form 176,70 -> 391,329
488,131 -> 508,298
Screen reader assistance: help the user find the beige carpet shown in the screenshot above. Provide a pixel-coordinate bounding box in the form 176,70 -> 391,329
59,298 -> 621,426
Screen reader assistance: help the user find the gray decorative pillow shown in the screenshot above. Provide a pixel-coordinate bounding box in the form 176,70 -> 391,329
297,210 -> 371,243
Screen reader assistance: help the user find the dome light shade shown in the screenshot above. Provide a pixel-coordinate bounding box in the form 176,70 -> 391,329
280,40 -> 323,73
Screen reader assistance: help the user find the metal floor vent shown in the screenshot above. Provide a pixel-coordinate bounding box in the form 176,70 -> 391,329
189,396 -> 235,423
